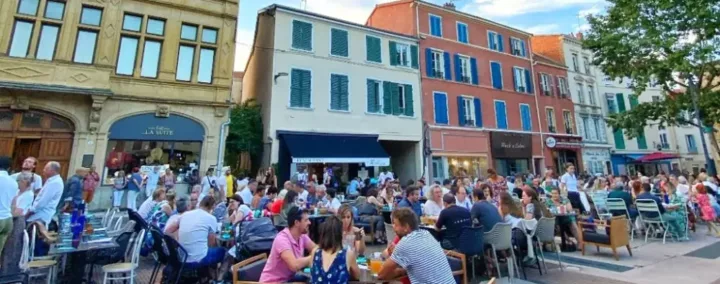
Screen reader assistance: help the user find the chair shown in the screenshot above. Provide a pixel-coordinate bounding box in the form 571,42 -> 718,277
577,216 -> 632,261
592,192 -> 611,219
148,226 -> 170,284
483,223 -> 519,280
231,253 -> 267,283
0,273 -> 29,284
25,227 -> 57,284
451,226 -> 484,282
101,229 -> 145,284
162,234 -> 211,284
533,217 -> 562,273
127,210 -> 148,233
606,198 -> 635,240
101,208 -> 113,227
636,199 -> 672,243
108,220 -> 135,237
445,250 -> 467,284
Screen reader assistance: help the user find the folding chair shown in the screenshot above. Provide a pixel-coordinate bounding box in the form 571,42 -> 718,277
635,199 -> 674,244
606,198 -> 635,240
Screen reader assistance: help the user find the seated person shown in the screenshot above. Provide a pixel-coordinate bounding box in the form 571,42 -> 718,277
397,186 -> 422,219
338,205 -> 366,255
607,179 -> 638,220
545,187 -> 580,244
637,183 -> 683,235
326,188 -> 342,213
378,208 -> 455,283
259,206 -> 316,283
435,193 -> 472,249
470,185 -> 502,233
309,216 -> 361,283
258,186 -> 278,211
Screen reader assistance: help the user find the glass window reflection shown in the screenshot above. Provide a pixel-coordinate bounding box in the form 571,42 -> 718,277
181,24 -> 197,41
17,0 -> 39,16
44,1 -> 65,20
176,45 -> 194,81
80,7 -> 103,26
8,21 -> 34,58
73,30 -> 98,63
116,36 -> 139,75
141,40 -> 161,78
197,48 -> 215,83
36,25 -> 60,60
147,19 -> 165,36
122,14 -> 142,32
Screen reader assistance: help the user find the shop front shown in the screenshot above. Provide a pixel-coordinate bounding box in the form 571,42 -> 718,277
582,148 -> 611,175
490,132 -> 533,177
543,135 -> 583,174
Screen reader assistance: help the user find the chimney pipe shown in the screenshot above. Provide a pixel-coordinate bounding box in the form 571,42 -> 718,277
443,2 -> 455,10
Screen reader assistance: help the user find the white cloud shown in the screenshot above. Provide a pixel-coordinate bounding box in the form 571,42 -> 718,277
578,5 -> 603,17
574,23 -> 591,32
524,24 -> 561,34
461,0 -> 605,18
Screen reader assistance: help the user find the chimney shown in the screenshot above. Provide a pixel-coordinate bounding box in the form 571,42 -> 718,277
443,2 -> 455,10
575,32 -> 584,40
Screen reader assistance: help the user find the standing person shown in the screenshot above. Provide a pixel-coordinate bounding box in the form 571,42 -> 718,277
309,215 -> 361,283
83,165 -> 100,204
200,169 -> 217,203
162,168 -> 176,191
560,163 -> 586,214
126,167 -> 143,211
61,168 -> 87,212
185,169 -> 200,188
696,184 -> 720,237
265,167 -> 278,188
10,157 -> 43,196
377,208 -> 455,283
145,166 -> 161,200
260,207 -> 316,283
14,172 -> 36,215
0,157 -> 18,256
112,171 -> 127,208
224,169 -> 236,202
26,162 -> 64,257
486,169 -> 508,203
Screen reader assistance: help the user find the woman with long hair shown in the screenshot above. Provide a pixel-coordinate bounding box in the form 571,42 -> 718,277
695,184 -> 720,237
486,168 -> 508,204
521,187 -> 551,220
498,192 -> 523,227
310,215 -> 360,283
265,167 -> 278,188
663,182 -> 688,240
481,184 -> 498,207
337,205 -> 366,255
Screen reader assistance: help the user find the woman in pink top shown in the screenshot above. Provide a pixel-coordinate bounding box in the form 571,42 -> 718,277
259,206 -> 316,283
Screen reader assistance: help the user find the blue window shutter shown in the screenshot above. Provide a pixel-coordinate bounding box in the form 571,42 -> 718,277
491,62 -> 502,89
520,40 -> 527,57
525,69 -> 534,94
495,101 -> 507,129
498,34 -> 504,52
473,98 -> 482,127
433,93 -> 448,124
521,105 -> 531,131
443,52 -> 452,80
470,57 -> 479,85
330,74 -> 340,110
425,48 -> 434,77
453,54 -> 462,82
330,29 -> 348,57
457,96 -> 466,126
488,32 -> 496,50
512,68 -> 518,92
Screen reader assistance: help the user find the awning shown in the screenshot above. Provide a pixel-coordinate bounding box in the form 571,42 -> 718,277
280,132 -> 390,166
637,152 -> 679,162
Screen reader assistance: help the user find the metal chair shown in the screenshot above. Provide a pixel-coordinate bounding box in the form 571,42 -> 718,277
636,199 -> 673,243
534,217 -> 563,273
148,226 -> 170,284
592,192 -> 611,219
101,229 -> 145,284
483,223 -> 519,280
606,198 -> 635,240
22,229 -> 57,284
162,233 -> 189,284
452,226 -> 484,282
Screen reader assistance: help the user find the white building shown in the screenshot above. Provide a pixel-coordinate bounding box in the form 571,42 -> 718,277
562,35 -> 611,175
242,4 -> 423,182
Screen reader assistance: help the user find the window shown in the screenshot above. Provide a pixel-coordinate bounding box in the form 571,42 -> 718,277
652,96 -> 661,102
487,31 -> 503,51
73,6 -> 103,64
576,83 -> 585,104
291,20 -> 313,51
605,93 -> 617,114
580,116 -> 591,140
563,110 -> 574,134
103,140 -> 201,185
367,79 -> 382,114
330,74 -> 349,111
509,38 -> 526,57
176,24 -> 218,83
513,67 -> 527,93
558,77 -> 569,96
456,22 -> 468,43
458,55 -> 471,83
546,108 -> 556,133
429,14 -> 442,37
460,97 -> 475,126
382,81 -> 414,116
520,104 -> 532,131
392,42 -> 412,67
290,68 -> 312,108
365,36 -> 381,63
397,84 -> 406,110
433,92 -> 448,124
583,56 -> 591,74
686,135 -> 697,153
494,101 -> 508,129
660,133 -> 669,149
593,117 -> 603,142
116,14 -> 165,78
588,85 -> 596,105
539,73 -> 552,95
330,28 -> 349,57
571,53 -> 579,72
430,50 -> 444,79
9,1 -> 65,60
490,62 -> 503,90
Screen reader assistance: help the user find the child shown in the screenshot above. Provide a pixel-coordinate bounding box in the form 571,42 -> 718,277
695,183 -> 720,237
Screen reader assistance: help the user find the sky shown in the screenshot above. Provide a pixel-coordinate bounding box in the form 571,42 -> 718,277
234,0 -> 608,71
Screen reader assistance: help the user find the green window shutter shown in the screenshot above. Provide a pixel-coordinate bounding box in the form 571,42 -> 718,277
410,45 -> 419,69
366,36 -> 381,63
390,83 -> 402,115
403,84 -> 414,116
389,41 -> 398,66
616,93 -> 627,112
340,75 -> 349,111
637,134 -> 648,149
292,20 -> 312,51
330,29 -> 348,57
366,79 -> 378,113
301,70 -> 312,107
290,69 -> 303,107
628,95 -> 639,109
613,128 -> 626,149
330,74 -> 341,110
382,81 -> 392,114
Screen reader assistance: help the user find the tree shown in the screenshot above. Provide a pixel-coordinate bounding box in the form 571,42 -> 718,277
583,0 -> 720,170
225,99 -> 264,177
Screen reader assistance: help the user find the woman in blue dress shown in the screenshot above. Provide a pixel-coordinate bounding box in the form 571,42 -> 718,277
310,216 -> 360,284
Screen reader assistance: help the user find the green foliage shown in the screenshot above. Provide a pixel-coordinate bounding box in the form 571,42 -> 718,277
225,99 -> 264,177
583,0 -> 720,138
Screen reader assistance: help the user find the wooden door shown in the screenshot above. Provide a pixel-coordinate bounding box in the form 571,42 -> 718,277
39,138 -> 73,178
0,138 -> 13,157
12,139 -> 41,172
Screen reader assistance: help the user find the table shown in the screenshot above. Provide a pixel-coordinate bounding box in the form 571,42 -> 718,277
52,215 -> 119,284
419,225 -> 442,241
298,258 -> 403,283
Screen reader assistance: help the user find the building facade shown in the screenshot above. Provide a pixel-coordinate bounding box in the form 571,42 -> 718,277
242,4 -> 423,182
368,0 -> 548,181
532,34 -> 611,175
0,0 -> 237,208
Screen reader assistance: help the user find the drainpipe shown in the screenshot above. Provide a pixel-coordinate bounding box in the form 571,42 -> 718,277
414,1 -> 431,182
529,43 -> 546,175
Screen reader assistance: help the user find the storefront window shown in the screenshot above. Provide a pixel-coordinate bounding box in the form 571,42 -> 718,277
447,156 -> 488,179
103,140 -> 201,184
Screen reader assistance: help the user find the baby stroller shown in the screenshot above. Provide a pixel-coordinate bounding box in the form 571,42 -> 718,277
234,217 -> 277,262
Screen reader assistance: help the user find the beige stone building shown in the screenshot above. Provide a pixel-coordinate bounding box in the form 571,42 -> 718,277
0,0 -> 237,208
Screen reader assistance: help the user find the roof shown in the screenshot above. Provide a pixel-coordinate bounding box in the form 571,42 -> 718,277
533,53 -> 567,69
0,81 -> 113,96
260,4 -> 418,41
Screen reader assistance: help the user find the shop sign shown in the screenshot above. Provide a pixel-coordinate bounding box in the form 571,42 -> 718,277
292,157 -> 390,166
109,113 -> 205,141
143,126 -> 174,136
490,132 -> 532,159
545,137 -> 557,148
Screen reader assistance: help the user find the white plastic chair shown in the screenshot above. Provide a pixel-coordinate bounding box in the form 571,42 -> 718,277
102,229 -> 145,284
635,199 -> 673,243
533,217 -> 563,273
23,229 -> 57,284
606,198 -> 635,240
484,223 -> 519,281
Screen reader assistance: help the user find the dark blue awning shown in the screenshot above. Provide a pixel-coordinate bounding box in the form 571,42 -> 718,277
279,132 -> 390,166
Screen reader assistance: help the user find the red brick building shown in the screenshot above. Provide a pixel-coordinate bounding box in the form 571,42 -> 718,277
368,0 -> 557,180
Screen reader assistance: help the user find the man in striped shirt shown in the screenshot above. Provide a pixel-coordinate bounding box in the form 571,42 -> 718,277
378,208 -> 455,284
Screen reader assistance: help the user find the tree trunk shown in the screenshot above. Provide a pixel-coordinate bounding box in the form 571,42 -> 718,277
709,130 -> 720,169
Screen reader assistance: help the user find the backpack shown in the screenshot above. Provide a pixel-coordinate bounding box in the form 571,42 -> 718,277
235,217 -> 277,261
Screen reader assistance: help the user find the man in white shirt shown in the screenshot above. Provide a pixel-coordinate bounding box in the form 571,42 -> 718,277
27,161 -> 64,225
200,169 -> 216,203
10,157 -> 43,194
0,157 -> 18,255
145,166 -> 161,199
165,195 -> 225,274
215,171 -> 227,202
238,179 -> 256,206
